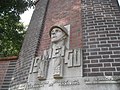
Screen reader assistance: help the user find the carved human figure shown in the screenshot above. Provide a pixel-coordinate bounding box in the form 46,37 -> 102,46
37,50 -> 48,80
49,25 -> 68,78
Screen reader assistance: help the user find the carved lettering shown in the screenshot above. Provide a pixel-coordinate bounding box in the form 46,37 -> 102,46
74,49 -> 81,67
65,50 -> 73,67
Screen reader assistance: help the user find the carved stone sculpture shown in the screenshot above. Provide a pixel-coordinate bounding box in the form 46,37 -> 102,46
37,50 -> 49,80
49,25 -> 68,78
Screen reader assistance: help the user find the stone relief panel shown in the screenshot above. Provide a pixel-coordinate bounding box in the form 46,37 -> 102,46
27,25 -> 83,90
29,25 -> 82,79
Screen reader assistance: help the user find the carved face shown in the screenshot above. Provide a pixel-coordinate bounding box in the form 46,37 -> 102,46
50,28 -> 66,43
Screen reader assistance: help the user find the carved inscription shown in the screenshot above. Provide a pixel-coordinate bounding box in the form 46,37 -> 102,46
28,79 -> 80,89
84,76 -> 120,84
29,50 -> 49,80
65,49 -> 82,67
30,48 -> 82,79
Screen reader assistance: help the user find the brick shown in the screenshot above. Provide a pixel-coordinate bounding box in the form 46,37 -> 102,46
113,51 -> 120,54
112,44 -> 118,47
83,65 -> 87,68
112,63 -> 120,66
117,67 -> 120,71
108,40 -> 120,43
115,59 -> 120,62
88,63 -> 102,67
84,69 -> 90,72
99,51 -> 112,55
98,44 -> 111,47
87,48 -> 100,52
100,41 -> 107,44
83,73 -> 87,76
88,55 -> 101,59
100,68 -> 115,71
97,37 -> 109,41
88,72 -> 104,76
89,45 -> 97,48
90,52 -> 97,55
83,52 -> 89,56
113,72 -> 120,76
111,55 -> 120,58
83,60 -> 90,63
100,59 -> 114,62
91,60 -> 98,63
87,36 -> 99,39
101,47 -> 108,51
106,27 -> 118,30
105,72 -> 113,76
109,47 -> 120,50
92,68 -> 99,72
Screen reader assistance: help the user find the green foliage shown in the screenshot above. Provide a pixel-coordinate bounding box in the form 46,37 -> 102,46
0,0 -> 34,57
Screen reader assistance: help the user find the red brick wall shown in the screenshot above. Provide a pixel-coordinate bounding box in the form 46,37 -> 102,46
82,0 -> 120,76
37,0 -> 82,55
0,56 -> 17,89
0,61 -> 9,88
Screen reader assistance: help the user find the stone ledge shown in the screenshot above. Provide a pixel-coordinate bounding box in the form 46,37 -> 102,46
0,56 -> 18,61
84,76 -> 120,84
